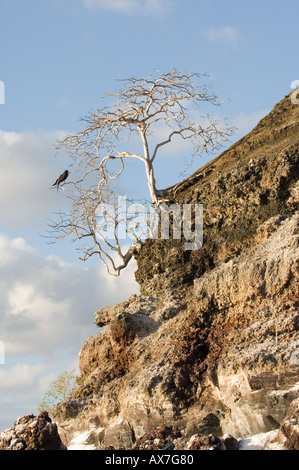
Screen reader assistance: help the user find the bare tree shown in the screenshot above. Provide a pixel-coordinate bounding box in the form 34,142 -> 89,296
49,67 -> 234,275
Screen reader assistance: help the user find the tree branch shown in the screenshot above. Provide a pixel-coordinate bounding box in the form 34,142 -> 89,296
50,67 -> 235,275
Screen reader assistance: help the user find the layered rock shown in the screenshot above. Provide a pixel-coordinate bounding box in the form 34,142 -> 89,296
54,91 -> 299,450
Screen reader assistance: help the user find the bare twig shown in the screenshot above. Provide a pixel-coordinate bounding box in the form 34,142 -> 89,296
50,67 -> 234,275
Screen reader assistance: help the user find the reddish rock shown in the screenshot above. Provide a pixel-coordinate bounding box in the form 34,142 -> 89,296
133,425 -> 182,450
51,92 -> 299,449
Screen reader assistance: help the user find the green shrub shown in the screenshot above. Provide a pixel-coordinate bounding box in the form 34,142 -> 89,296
38,369 -> 78,417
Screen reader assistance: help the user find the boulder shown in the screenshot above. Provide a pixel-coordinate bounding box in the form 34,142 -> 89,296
0,412 -> 66,450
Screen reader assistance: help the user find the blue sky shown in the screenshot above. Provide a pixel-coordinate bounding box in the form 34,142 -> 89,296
1,0 -> 298,135
0,0 -> 298,432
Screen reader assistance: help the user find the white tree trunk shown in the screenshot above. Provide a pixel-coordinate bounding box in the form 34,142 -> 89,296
139,127 -> 160,204
144,159 -> 159,204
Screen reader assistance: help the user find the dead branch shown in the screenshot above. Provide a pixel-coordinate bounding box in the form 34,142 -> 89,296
50,67 -> 234,275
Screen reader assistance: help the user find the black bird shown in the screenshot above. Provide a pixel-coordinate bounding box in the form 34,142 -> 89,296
53,170 -> 69,189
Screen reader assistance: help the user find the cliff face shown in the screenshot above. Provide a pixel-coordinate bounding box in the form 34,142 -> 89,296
55,92 -> 299,450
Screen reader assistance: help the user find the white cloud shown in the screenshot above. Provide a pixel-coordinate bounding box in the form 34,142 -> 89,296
0,130 -> 69,229
204,26 -> 239,45
0,362 -> 56,429
82,0 -> 169,15
0,234 -> 138,356
0,233 -> 139,430
0,363 -> 46,391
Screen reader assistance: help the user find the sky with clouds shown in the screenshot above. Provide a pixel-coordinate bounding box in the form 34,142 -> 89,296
0,0 -> 299,431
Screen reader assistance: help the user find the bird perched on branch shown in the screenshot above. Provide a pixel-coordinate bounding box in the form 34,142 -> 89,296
52,170 -> 69,189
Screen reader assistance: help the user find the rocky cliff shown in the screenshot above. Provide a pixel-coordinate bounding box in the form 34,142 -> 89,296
29,92 -> 299,449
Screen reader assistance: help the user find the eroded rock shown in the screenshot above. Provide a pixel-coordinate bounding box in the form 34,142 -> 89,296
278,397 -> 299,450
0,412 -> 66,450
50,92 -> 299,449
